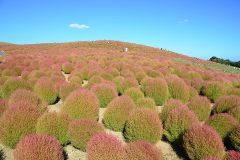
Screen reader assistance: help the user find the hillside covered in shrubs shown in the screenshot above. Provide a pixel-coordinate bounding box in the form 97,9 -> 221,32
0,40 -> 240,160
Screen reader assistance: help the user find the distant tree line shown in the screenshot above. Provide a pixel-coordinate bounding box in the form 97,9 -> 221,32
209,56 -> 240,68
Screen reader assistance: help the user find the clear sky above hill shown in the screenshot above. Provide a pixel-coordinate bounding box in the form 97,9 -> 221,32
0,0 -> 239,61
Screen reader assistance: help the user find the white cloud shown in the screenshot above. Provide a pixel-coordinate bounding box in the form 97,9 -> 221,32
69,23 -> 90,29
178,18 -> 190,24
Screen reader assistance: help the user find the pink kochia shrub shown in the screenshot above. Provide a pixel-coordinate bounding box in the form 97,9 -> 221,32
61,89 -> 99,120
59,83 -> 80,100
125,141 -> 163,160
183,125 -> 225,160
226,150 -> 240,160
188,96 -> 211,121
136,97 -> 157,111
141,77 -> 169,106
124,108 -> 163,143
69,118 -> 104,151
213,95 -> 240,113
34,77 -> 58,105
91,82 -> 118,108
86,133 -> 127,160
206,113 -> 238,141
229,125 -> 240,150
164,106 -> 199,144
36,112 -> 70,145
103,96 -> 135,131
166,75 -> 190,103
0,104 -> 40,148
14,134 -> 64,160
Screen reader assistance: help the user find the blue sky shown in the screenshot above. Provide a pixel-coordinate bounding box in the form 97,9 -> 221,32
0,0 -> 240,61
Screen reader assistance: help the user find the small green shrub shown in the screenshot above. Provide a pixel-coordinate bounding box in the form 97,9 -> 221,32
34,77 -> 58,105
125,140 -> 163,160
121,77 -> 139,94
124,108 -> 163,143
62,62 -> 74,74
14,133 -> 64,160
201,82 -> 226,102
183,125 -> 225,160
188,96 -> 211,121
1,78 -> 30,98
59,83 -> 80,100
0,99 -> 7,117
136,97 -> 157,111
61,89 -> 99,120
124,87 -> 144,103
229,106 -> 240,123
213,95 -> 240,113
0,104 -> 40,148
206,113 -> 238,141
141,77 -> 169,106
103,96 -> 135,132
91,82 -> 118,108
69,118 -> 104,151
36,112 -> 70,145
113,76 -> 124,94
164,106 -> 199,144
229,125 -> 240,150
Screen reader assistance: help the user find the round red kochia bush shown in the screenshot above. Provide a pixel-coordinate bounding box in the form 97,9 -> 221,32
201,81 -> 226,102
36,112 -> 70,145
183,125 -> 225,160
34,77 -> 58,105
229,125 -> 240,150
103,96 -> 135,132
14,134 -> 64,160
69,118 -> 105,151
59,83 -> 80,100
229,106 -> 240,123
206,113 -> 238,141
124,87 -> 144,103
8,89 -> 46,111
226,150 -> 240,160
86,133 -> 127,160
160,99 -> 183,123
1,77 -> 30,98
166,75 -> 190,103
213,95 -> 240,113
61,62 -> 74,74
141,77 -> 169,106
164,106 -> 199,144
91,82 -> 118,108
188,96 -> 211,121
125,140 -> 163,160
124,108 -> 163,143
61,89 -> 99,120
136,97 -> 157,111
0,104 -> 41,148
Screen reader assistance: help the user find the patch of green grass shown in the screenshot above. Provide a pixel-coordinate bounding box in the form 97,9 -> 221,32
174,58 -> 240,74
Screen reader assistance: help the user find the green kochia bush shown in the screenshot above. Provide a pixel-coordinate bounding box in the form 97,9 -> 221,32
229,106 -> 240,123
103,96 -> 135,132
69,118 -> 104,151
206,113 -> 238,141
136,97 -> 157,111
34,77 -> 58,105
183,125 -> 225,160
213,95 -> 240,113
86,133 -> 127,160
62,62 -> 74,74
188,96 -> 211,121
142,77 -> 169,106
0,99 -> 7,117
124,108 -> 163,143
61,89 -> 99,120
124,87 -> 144,103
125,140 -> 163,160
0,104 -> 41,148
229,125 -> 240,150
160,99 -> 183,124
91,82 -> 118,108
121,77 -> 139,94
36,112 -> 70,145
164,106 -> 199,144
201,82 -> 226,102
1,78 -> 30,98
166,75 -> 190,103
14,134 -> 64,160
59,83 -> 81,100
